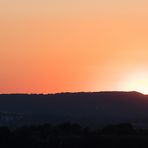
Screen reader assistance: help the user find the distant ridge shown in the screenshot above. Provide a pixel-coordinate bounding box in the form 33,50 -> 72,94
0,91 -> 148,127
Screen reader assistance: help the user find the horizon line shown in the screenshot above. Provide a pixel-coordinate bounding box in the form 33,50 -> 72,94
0,91 -> 146,95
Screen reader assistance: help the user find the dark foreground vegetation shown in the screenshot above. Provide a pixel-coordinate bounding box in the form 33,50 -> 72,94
1,123 -> 148,148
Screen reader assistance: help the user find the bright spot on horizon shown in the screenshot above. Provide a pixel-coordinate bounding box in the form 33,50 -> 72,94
120,71 -> 148,94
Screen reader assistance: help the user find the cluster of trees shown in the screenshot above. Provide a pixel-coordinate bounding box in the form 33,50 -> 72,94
1,123 -> 148,148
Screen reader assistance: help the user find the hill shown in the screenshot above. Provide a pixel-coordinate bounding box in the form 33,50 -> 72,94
0,91 -> 148,127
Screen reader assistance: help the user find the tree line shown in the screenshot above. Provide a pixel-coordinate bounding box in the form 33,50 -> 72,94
1,122 -> 148,147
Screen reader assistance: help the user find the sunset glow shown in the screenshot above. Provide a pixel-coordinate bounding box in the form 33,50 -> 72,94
0,0 -> 148,93
120,71 -> 148,94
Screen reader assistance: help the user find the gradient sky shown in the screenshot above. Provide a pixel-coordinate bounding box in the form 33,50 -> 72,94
1,0 -> 148,94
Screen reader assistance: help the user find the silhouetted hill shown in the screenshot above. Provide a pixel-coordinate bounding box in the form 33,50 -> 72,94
0,91 -> 148,127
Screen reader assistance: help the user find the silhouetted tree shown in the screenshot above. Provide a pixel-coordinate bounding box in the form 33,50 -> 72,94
102,123 -> 134,135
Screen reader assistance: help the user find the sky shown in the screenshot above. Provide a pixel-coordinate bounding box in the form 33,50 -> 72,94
0,0 -> 148,94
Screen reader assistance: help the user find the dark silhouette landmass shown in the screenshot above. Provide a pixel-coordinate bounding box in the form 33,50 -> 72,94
1,91 -> 148,147
0,91 -> 148,128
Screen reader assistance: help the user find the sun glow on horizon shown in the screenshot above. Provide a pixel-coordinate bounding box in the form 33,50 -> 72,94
120,71 -> 148,94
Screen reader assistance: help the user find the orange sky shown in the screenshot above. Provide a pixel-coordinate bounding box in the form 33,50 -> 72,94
1,0 -> 148,94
